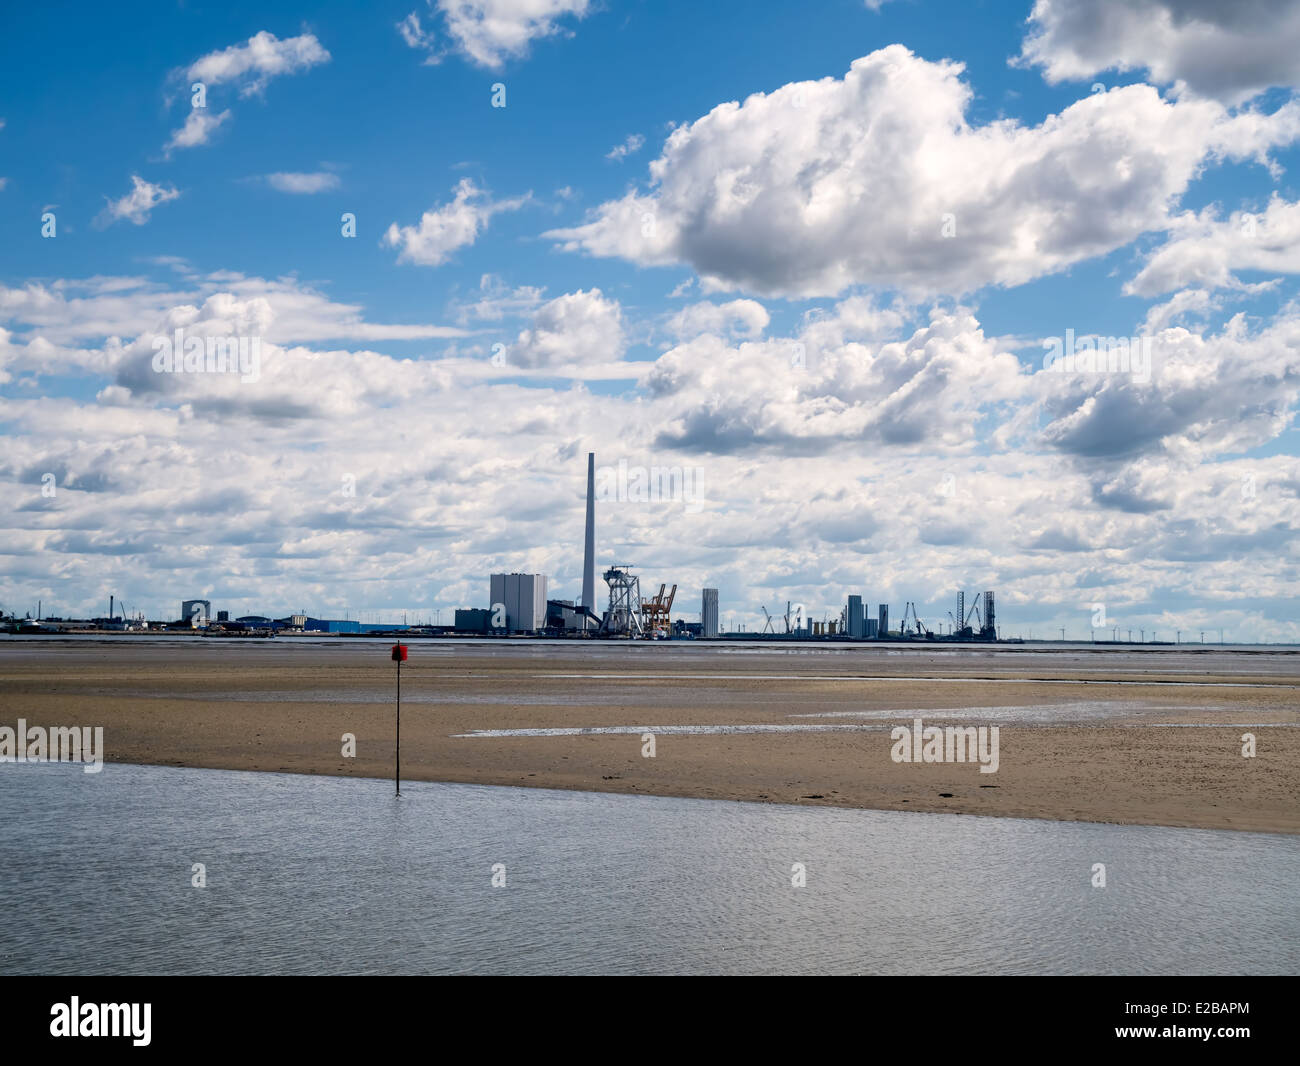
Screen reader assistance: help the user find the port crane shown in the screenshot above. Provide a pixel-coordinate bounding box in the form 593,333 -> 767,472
640,583 -> 676,636
949,598 -> 983,638
901,601 -> 932,639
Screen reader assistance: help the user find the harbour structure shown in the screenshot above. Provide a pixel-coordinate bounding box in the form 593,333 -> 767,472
598,565 -> 644,638
948,590 -> 999,641
981,591 -> 996,640
546,599 -> 600,633
641,583 -> 676,636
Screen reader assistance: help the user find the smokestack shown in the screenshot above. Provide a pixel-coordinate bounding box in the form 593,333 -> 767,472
582,452 -> 596,611
109,594 -> 114,622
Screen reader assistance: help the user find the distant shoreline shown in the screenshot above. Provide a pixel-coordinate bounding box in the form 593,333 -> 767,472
3,632 -> 1299,651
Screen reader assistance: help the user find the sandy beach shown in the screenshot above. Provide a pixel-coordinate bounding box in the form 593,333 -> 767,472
2,639 -> 1297,834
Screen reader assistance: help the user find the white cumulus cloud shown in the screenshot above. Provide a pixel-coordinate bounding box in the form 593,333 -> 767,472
606,134 -> 644,161
1129,196 -> 1300,296
509,289 -> 624,368
1017,0 -> 1300,104
665,299 -> 769,341
163,108 -> 232,156
547,46 -> 1300,299
433,0 -> 590,68
383,178 -> 529,266
94,176 -> 180,228
397,12 -> 439,63
184,31 -> 331,97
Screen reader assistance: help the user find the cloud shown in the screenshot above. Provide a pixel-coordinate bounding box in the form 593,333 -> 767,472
397,12 -> 439,64
94,176 -> 180,228
647,304 -> 1028,454
450,273 -> 545,324
434,0 -> 592,68
547,46 -> 1300,298
1128,196 -> 1300,296
163,108 -> 232,156
665,299 -> 769,341
1035,313 -> 1300,462
1017,0 -> 1300,104
508,289 -> 624,368
184,31 -> 331,97
1139,287 -> 1221,333
606,134 -> 644,161
0,273 -> 468,350
263,171 -> 342,194
383,178 -> 529,266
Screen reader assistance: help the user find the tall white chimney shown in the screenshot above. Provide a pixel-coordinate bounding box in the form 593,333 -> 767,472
582,452 -> 596,611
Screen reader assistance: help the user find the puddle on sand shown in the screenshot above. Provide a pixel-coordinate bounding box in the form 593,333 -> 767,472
454,708 -> 1300,738
789,701 -> 1204,723
454,723 -> 894,738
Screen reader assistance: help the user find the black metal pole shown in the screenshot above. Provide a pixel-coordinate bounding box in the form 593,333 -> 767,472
396,657 -> 401,797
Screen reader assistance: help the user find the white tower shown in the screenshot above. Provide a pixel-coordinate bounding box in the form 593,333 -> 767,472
582,452 -> 596,611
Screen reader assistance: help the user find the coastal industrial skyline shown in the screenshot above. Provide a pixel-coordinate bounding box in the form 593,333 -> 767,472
1,448 -> 1242,642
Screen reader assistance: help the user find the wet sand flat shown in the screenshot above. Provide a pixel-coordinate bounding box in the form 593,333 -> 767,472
2,639 -> 1297,833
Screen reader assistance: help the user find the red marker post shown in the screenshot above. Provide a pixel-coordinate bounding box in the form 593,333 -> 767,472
391,643 -> 407,796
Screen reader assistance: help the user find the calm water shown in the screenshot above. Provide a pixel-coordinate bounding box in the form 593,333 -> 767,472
1,763 -> 1296,975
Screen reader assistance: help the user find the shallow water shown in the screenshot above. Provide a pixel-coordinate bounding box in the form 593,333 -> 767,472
1,762 -> 1296,975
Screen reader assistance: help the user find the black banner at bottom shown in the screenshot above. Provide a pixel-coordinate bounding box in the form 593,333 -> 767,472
3,976 -> 1291,1053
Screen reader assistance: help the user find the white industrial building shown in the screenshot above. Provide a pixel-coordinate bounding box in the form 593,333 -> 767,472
701,588 -> 719,638
490,573 -> 549,632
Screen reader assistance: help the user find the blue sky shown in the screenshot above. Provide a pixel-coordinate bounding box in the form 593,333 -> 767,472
3,0 -> 1300,640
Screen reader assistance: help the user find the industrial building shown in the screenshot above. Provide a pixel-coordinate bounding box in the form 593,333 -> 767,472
490,572 -> 549,633
455,608 -> 492,633
847,595 -> 864,638
546,599 -> 600,633
878,604 -> 889,639
181,599 -> 211,627
702,588 -> 719,638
